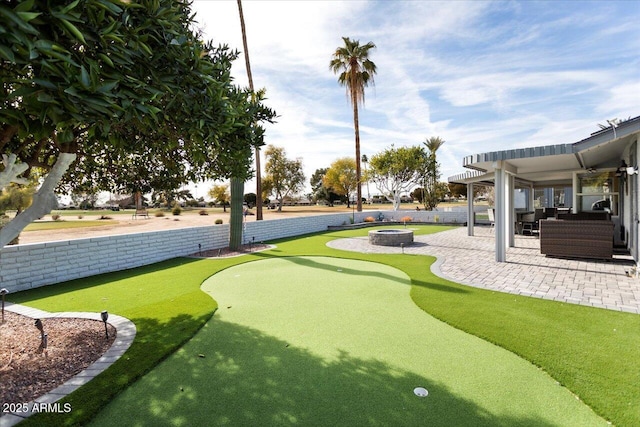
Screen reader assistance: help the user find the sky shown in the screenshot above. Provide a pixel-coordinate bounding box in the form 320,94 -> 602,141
190,0 -> 639,198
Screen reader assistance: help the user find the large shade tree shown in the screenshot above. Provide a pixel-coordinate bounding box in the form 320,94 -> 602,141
310,167 -> 340,206
367,145 -> 427,211
262,145 -> 305,212
323,157 -> 357,208
0,0 -> 274,248
330,36 -> 376,213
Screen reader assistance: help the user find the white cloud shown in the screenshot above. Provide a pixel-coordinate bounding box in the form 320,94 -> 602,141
191,0 -> 640,193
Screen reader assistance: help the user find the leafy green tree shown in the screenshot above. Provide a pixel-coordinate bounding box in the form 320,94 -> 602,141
310,168 -> 340,206
0,1 -> 275,247
262,145 -> 305,212
367,145 -> 426,211
244,192 -> 257,208
209,184 -> 231,213
70,191 -> 99,210
0,182 -> 35,214
323,157 -> 358,208
330,36 -> 377,213
411,187 -> 425,204
448,183 -> 468,199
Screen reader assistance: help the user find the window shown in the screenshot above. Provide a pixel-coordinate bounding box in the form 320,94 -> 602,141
576,171 -> 619,215
533,186 -> 572,209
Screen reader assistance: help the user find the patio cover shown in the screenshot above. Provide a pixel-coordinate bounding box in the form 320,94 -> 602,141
449,116 -> 640,262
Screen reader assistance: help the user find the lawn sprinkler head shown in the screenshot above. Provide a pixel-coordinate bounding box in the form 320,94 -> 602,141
413,387 -> 428,397
101,310 -> 109,338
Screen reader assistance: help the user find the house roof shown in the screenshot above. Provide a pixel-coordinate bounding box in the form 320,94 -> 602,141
449,115 -> 640,186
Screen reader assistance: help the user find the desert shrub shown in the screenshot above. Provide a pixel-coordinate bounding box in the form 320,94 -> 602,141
199,210 -> 208,216
401,216 -> 412,222
78,215 -> 83,219
215,219 -> 223,224
51,214 -> 61,221
172,203 -> 182,216
364,216 -> 376,222
155,211 -> 165,217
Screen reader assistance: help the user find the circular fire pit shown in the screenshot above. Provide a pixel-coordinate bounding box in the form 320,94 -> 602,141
368,229 -> 414,246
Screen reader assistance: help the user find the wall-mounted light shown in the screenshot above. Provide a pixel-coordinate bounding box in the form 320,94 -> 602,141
626,166 -> 639,176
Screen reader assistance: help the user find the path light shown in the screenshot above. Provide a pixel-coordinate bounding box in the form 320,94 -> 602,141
34,318 -> 47,352
0,288 -> 8,323
34,318 -> 43,335
101,310 -> 109,339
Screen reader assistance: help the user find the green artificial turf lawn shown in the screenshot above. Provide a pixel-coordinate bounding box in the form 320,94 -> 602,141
91,256 -> 605,426
7,225 -> 639,426
10,258 -> 223,426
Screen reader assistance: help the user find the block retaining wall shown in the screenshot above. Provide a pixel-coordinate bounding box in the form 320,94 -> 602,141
0,209 -> 467,293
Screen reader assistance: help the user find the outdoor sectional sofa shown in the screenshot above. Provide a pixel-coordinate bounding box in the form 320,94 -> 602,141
539,219 -> 614,259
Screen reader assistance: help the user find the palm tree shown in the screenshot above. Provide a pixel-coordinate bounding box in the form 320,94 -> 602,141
424,136 -> 445,154
330,37 -> 377,212
237,0 -> 264,221
422,136 -> 445,210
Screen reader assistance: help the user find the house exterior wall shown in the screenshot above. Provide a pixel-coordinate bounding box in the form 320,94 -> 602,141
0,209 -> 468,293
614,137 -> 639,263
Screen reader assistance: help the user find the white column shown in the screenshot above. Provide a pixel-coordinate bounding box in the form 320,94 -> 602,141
529,183 -> 535,211
508,174 -> 515,247
467,182 -> 474,236
495,167 -> 506,262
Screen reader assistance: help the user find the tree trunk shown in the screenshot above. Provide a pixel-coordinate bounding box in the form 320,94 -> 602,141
352,96 -> 363,212
237,0 -> 263,221
256,148 -> 263,220
229,177 -> 244,250
0,154 -> 29,189
0,153 -> 76,248
393,196 -> 401,211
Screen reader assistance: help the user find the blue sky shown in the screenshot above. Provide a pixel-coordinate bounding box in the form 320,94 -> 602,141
191,0 -> 639,196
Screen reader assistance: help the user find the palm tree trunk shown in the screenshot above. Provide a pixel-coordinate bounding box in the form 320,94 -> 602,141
352,93 -> 363,212
237,0 -> 263,221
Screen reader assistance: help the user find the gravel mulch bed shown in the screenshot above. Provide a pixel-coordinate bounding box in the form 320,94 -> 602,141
0,311 -> 116,405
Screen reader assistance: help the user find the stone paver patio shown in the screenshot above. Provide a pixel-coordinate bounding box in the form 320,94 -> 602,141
327,226 -> 640,314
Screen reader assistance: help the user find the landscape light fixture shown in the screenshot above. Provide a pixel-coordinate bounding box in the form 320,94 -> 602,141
0,288 -> 8,323
101,310 -> 109,338
34,318 -> 43,334
34,318 -> 47,350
